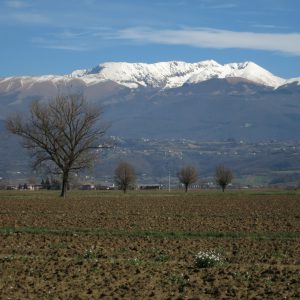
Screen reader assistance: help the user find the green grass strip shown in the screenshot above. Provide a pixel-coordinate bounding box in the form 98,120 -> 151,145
0,227 -> 299,240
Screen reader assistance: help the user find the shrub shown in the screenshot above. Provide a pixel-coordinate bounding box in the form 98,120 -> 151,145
83,247 -> 97,259
194,250 -> 222,268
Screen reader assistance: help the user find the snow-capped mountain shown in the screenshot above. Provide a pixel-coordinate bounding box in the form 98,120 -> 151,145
284,77 -> 300,85
70,60 -> 286,89
1,60 -> 298,94
1,59 -> 300,141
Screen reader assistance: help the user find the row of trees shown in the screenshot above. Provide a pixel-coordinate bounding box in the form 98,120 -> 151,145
6,94 -> 233,197
178,164 -> 233,192
114,161 -> 233,193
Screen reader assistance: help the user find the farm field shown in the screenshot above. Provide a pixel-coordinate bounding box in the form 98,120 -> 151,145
0,190 -> 300,299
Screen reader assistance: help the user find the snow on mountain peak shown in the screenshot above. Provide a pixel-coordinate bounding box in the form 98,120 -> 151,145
225,61 -> 285,87
282,77 -> 300,86
70,60 -> 285,89
71,69 -> 88,77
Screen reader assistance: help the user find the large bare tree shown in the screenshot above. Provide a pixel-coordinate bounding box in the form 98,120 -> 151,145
114,161 -> 136,193
215,164 -> 233,192
177,165 -> 198,192
6,94 -> 108,197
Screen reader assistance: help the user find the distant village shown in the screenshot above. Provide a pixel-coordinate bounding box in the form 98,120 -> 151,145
1,138 -> 300,191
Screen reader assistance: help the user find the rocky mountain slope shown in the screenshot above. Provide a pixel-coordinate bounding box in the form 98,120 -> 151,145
0,60 -> 300,141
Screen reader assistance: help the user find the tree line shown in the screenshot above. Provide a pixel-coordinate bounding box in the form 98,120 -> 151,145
114,161 -> 233,193
6,94 -> 233,197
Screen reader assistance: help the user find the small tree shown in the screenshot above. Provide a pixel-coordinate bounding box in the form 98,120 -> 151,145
6,94 -> 108,198
215,164 -> 233,192
45,177 -> 51,190
114,161 -> 136,193
177,165 -> 198,192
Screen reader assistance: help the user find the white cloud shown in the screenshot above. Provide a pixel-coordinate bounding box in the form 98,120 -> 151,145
6,0 -> 30,9
43,44 -> 89,51
251,24 -> 288,30
116,27 -> 300,56
205,3 -> 237,9
7,12 -> 50,24
32,31 -> 93,52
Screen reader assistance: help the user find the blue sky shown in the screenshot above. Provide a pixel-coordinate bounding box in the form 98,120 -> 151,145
1,0 -> 300,78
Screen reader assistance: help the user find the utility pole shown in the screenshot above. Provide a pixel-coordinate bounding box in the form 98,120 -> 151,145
165,151 -> 171,192
168,170 -> 171,192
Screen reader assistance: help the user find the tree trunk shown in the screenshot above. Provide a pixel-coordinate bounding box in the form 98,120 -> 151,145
60,172 -> 68,198
222,185 -> 225,192
185,184 -> 188,193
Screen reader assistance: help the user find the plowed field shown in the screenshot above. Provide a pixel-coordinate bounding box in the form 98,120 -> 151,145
0,190 -> 299,299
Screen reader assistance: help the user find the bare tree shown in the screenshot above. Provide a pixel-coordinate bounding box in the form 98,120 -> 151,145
6,94 -> 108,198
215,164 -> 233,192
177,165 -> 198,192
114,161 -> 136,193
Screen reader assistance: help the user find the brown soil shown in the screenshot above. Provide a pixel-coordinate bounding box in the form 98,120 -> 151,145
0,190 -> 299,299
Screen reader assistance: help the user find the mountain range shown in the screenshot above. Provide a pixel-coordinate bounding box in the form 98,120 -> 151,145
1,60 -> 300,141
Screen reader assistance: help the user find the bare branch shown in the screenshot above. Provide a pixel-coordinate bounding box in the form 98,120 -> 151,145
215,164 -> 233,192
114,161 -> 136,193
177,165 -> 198,192
6,94 -> 108,197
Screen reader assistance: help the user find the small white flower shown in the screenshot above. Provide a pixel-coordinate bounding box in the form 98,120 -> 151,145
194,250 -> 222,268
